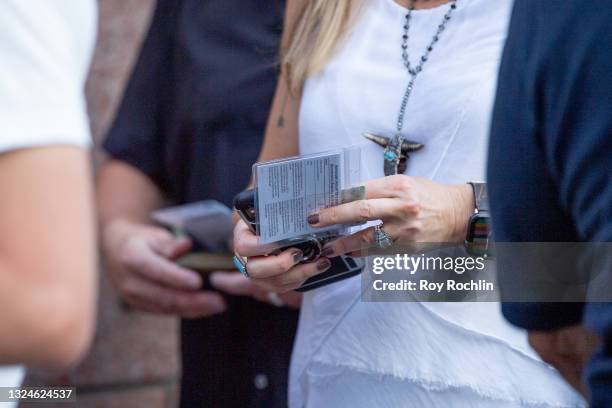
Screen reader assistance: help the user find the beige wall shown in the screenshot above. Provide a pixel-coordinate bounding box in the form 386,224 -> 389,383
22,1 -> 181,407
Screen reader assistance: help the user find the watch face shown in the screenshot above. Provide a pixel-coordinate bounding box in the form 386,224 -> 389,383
466,213 -> 490,256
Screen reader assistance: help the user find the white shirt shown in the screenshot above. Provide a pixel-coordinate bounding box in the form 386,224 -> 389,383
0,1 -> 96,404
292,0 -> 585,407
0,0 -> 96,152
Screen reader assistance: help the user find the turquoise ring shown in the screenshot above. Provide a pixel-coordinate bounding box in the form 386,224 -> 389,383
233,253 -> 249,278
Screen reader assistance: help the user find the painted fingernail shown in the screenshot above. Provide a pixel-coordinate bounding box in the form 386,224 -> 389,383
321,246 -> 335,257
317,259 -> 332,271
307,213 -> 320,225
292,249 -> 304,263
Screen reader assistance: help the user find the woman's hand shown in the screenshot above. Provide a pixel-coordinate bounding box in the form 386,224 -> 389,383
232,220 -> 332,293
309,175 -> 475,257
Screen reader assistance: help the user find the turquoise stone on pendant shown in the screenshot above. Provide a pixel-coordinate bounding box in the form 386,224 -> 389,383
384,150 -> 398,161
362,132 -> 424,176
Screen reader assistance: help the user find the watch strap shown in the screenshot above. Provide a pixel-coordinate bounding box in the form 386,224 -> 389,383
469,182 -> 489,212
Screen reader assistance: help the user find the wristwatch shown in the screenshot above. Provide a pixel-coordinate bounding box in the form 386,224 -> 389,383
465,182 -> 492,257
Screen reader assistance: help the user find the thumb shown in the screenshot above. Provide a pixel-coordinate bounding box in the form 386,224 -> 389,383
209,272 -> 253,296
154,234 -> 193,260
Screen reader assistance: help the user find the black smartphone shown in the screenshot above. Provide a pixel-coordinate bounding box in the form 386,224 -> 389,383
233,188 -> 258,232
296,255 -> 364,292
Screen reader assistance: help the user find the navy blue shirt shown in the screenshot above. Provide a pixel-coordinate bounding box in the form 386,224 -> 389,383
104,1 -> 296,407
489,0 -> 612,329
489,2 -> 612,404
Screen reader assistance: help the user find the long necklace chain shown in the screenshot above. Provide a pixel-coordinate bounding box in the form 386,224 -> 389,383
395,0 -> 458,134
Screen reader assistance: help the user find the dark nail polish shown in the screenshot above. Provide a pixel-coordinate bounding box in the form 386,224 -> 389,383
292,249 -> 304,263
321,246 -> 335,257
317,259 -> 332,271
307,213 -> 320,225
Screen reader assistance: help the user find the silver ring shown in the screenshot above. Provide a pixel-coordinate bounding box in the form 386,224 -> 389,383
374,223 -> 394,249
233,253 -> 249,278
267,292 -> 284,307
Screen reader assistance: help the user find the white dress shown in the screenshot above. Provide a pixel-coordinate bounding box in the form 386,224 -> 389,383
292,0 -> 586,407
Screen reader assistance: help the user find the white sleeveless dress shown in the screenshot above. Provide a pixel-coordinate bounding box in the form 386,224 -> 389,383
292,0 -> 586,407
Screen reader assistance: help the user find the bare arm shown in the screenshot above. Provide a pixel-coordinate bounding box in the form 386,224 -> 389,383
0,147 -> 97,369
230,0 -> 302,227
231,70 -> 301,229
253,0 -> 303,165
230,0 -> 303,239
255,70 -> 301,164
97,158 -> 165,228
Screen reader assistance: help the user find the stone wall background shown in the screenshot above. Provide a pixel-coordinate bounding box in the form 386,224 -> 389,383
21,1 -> 182,407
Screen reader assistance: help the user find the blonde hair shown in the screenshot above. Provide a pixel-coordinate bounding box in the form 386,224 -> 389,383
282,1 -> 360,94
